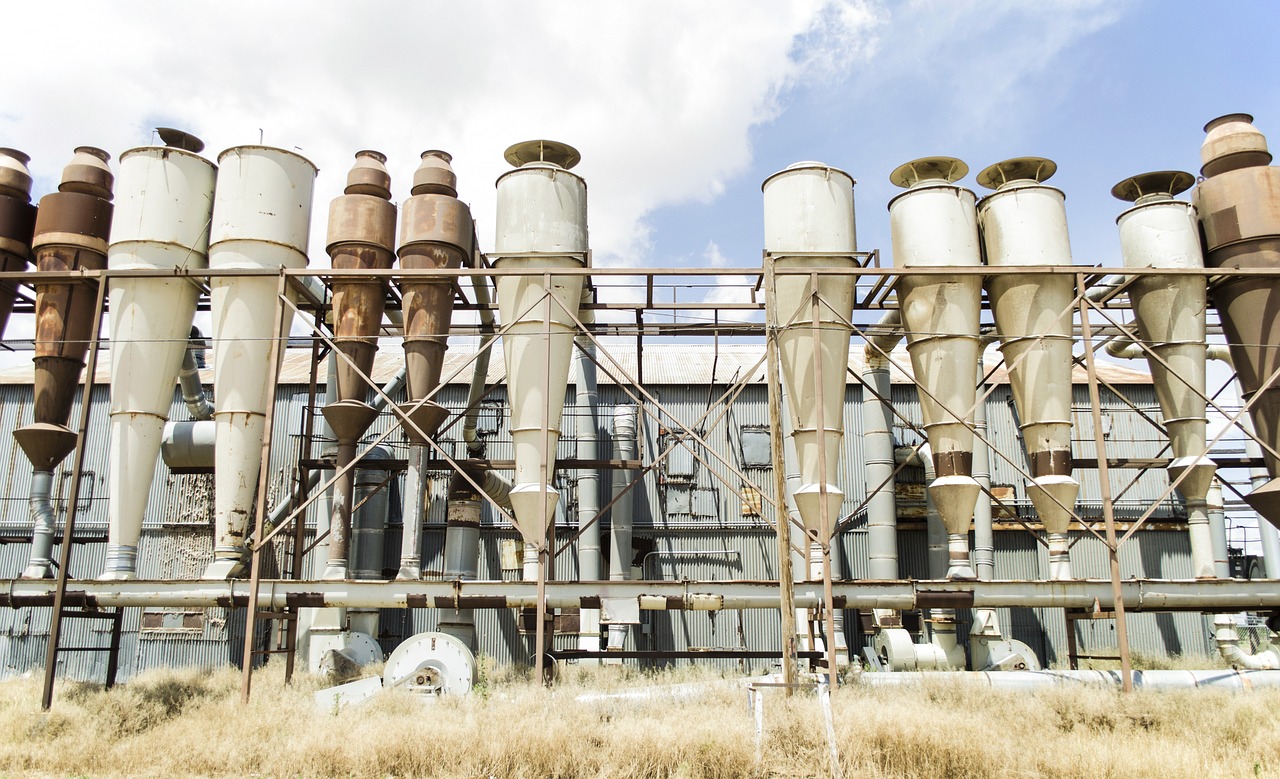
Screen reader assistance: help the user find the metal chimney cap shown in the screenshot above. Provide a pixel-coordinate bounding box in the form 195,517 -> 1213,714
345,149 -> 393,198
1110,170 -> 1194,203
156,128 -> 205,153
0,148 -> 33,200
977,157 -> 1057,190
1204,112 -> 1255,133
503,140 -> 581,170
889,157 -> 968,189
760,161 -> 854,191
0,148 -> 31,167
58,146 -> 113,199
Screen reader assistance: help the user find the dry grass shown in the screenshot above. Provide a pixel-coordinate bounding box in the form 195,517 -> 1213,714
0,660 -> 1278,778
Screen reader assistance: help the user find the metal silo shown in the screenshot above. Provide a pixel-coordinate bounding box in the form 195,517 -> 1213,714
101,130 -> 217,580
0,148 -> 37,340
320,151 -> 397,581
762,161 -> 857,543
493,140 -> 587,554
1113,170 -> 1216,579
17,147 -> 113,579
977,157 -> 1078,581
203,146 -> 316,579
888,156 -> 981,580
1193,114 -> 1280,527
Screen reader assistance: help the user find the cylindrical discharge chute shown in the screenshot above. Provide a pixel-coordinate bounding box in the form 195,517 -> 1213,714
16,148 -> 113,579
101,130 -> 217,580
0,148 -> 37,340
762,161 -> 857,542
888,157 -> 981,580
977,157 -> 1078,581
321,151 -> 397,581
1193,114 -> 1280,527
203,146 -> 316,579
493,140 -> 587,549
394,150 -> 472,580
1114,170 -> 1217,579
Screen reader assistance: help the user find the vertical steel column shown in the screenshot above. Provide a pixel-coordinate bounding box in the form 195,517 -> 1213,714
763,255 -> 798,692
40,274 -> 107,710
810,273 -> 838,689
1078,276 -> 1133,692
240,270 -> 289,704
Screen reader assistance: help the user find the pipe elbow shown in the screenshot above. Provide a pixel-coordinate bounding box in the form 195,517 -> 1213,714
1214,616 -> 1280,670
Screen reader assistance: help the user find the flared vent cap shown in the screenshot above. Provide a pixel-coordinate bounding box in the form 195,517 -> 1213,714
1110,170 -> 1194,203
156,128 -> 206,153
504,139 -> 581,170
889,156 -> 968,189
977,157 -> 1056,190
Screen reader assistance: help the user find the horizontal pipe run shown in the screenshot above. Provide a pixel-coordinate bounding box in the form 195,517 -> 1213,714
856,669 -> 1280,690
3,578 -> 1280,612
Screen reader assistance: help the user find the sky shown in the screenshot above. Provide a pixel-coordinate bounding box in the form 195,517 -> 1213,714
3,1 -> 1279,535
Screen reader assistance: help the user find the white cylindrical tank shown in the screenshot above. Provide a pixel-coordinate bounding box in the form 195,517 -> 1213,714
762,161 -> 857,540
203,145 -> 316,579
888,157 -> 981,580
493,140 -> 587,549
102,131 -> 216,580
977,157 -> 1078,581
1114,170 -> 1216,579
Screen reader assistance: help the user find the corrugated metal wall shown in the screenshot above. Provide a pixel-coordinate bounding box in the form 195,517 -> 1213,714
0,365 -> 1218,679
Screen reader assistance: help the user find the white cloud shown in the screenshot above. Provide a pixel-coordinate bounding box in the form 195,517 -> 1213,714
2,1 -> 882,266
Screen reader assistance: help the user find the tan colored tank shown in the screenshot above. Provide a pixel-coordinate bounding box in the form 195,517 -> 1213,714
1193,114 -> 1280,526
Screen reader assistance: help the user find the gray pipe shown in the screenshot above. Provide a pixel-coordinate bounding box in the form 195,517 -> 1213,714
972,360 -> 994,581
438,474 -> 483,650
858,669 -> 1280,690
863,338 -> 899,580
20,470 -> 57,580
178,344 -> 214,421
608,404 -> 638,651
463,250 -> 497,457
1207,479 -> 1231,579
574,323 -> 603,654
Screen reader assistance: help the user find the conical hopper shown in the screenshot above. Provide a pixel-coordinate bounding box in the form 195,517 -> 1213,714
203,146 -> 316,580
978,157 -> 1079,579
0,148 -> 37,340
396,150 -> 472,439
102,132 -> 216,580
1192,115 -> 1280,527
1115,170 -> 1216,578
888,157 -> 981,580
762,161 -> 857,539
320,151 -> 397,581
16,146 -> 113,579
494,141 -> 587,547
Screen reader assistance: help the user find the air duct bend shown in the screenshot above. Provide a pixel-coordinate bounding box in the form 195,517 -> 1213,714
1214,614 -> 1280,670
1114,170 -> 1216,578
322,152 -> 398,582
493,140 -> 588,551
203,146 -> 316,580
977,158 -> 1078,580
17,148 -> 114,580
887,157 -> 981,580
763,161 -> 857,544
1194,114 -> 1280,528
0,148 -> 37,340
102,134 -> 216,580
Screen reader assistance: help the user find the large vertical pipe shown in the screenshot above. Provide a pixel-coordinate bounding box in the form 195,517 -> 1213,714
864,312 -> 903,581
888,157 -> 981,580
1194,114 -> 1280,527
0,148 -> 37,340
202,146 -> 316,580
607,404 -> 637,651
394,151 -> 472,580
977,157 -> 1078,581
437,473 -> 483,650
493,140 -> 588,551
17,148 -> 114,579
101,131 -> 216,580
321,152 -> 397,581
972,359 -> 995,582
1207,479 -> 1231,579
1114,170 -> 1217,578
347,445 -> 392,638
574,300 -> 603,654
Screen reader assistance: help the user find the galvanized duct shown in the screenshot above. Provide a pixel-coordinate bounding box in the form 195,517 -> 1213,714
864,310 -> 903,581
859,669 -> 1280,690
608,404 -> 638,652
575,288 -> 603,655
178,336 -> 214,421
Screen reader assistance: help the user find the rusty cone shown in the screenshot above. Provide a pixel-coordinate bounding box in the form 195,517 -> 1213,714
322,151 -> 397,580
0,149 -> 37,340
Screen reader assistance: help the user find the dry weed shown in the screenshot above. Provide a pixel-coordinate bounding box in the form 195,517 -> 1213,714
1,662 -> 1278,778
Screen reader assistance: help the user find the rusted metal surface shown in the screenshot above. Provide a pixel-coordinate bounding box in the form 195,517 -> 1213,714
0,148 -> 36,340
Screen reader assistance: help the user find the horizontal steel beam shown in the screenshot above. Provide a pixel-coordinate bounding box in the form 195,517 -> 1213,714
2,578 -> 1278,612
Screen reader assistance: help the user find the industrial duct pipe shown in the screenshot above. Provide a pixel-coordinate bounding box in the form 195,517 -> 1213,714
100,130 -> 216,580
1193,114 -> 1280,526
202,146 -> 316,579
0,148 -> 37,340
493,140 -> 587,555
395,150 -> 471,581
17,147 -> 114,579
862,311 -> 902,581
607,404 -> 638,652
1112,169 -> 1217,579
888,157 -> 982,580
977,157 -> 1078,581
762,161 -> 857,544
321,151 -> 397,581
